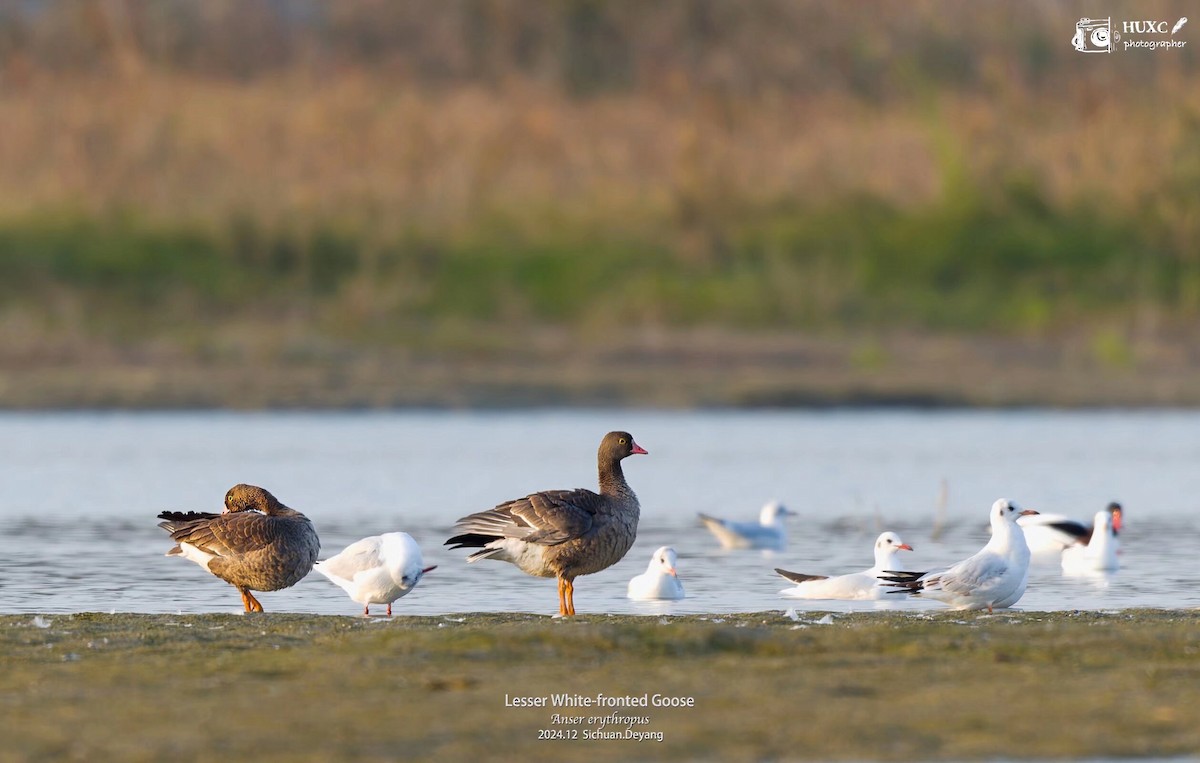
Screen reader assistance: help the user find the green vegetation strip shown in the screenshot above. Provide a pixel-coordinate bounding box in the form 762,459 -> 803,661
1,610 -> 1197,761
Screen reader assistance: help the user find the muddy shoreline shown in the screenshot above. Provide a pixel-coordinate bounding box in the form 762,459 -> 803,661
3,610 -> 1197,760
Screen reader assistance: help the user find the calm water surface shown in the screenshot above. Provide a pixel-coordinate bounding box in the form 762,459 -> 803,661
0,409 -> 1197,616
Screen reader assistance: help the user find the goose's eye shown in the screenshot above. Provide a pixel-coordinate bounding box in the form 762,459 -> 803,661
619,437 -> 627,444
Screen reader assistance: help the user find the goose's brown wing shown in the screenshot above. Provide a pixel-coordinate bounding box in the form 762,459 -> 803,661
159,511 -> 282,558
507,489 -> 601,545
448,489 -> 599,548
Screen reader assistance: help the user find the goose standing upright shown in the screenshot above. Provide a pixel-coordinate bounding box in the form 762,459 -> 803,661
157,484 -> 320,613
776,532 -> 913,600
879,499 -> 1038,612
445,431 -> 647,616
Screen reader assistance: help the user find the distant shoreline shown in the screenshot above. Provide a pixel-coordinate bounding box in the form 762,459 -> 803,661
4,330 -> 1200,410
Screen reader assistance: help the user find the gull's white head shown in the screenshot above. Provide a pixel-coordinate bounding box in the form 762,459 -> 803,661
873,531 -> 913,566
760,501 -> 794,526
991,498 -> 1038,526
381,532 -> 437,591
649,546 -> 679,577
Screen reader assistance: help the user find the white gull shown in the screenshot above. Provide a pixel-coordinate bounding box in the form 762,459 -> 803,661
314,532 -> 436,616
1018,501 -> 1122,555
776,531 -> 913,600
1061,509 -> 1120,573
879,499 -> 1037,612
698,501 -> 795,550
627,546 -> 685,600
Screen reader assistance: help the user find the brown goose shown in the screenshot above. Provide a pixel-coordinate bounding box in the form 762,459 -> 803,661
445,431 -> 647,616
157,484 -> 320,613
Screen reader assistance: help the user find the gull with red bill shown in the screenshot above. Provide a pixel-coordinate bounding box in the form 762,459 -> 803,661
776,531 -> 914,600
446,431 -> 648,616
627,546 -> 685,600
879,499 -> 1039,612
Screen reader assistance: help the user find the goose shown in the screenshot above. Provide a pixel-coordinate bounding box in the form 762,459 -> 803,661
445,431 -> 647,616
158,484 -> 319,613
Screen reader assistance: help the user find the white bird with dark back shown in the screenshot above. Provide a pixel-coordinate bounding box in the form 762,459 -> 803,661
776,532 -> 913,600
1018,501 -> 1122,555
1061,509 -> 1120,573
698,501 -> 794,550
314,532 -> 436,616
879,499 -> 1038,612
627,546 -> 685,600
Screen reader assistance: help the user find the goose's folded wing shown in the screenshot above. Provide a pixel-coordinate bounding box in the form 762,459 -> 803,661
505,489 -> 599,546
161,511 -> 283,558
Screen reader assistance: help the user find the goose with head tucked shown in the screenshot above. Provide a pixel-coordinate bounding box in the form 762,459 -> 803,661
445,431 -> 647,616
157,484 -> 320,613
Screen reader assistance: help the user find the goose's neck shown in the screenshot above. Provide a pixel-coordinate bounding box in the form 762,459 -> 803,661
599,458 -> 634,498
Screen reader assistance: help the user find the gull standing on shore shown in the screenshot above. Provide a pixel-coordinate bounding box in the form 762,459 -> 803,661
879,499 -> 1038,612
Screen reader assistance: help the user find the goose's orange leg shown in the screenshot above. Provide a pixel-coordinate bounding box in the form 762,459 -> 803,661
557,577 -> 568,616
239,588 -> 264,613
564,578 -> 576,616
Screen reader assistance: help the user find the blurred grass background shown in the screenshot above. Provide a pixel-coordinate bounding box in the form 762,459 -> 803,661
1,0 -> 1198,407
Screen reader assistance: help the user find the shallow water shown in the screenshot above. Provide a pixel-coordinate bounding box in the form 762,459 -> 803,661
0,409 -> 1196,616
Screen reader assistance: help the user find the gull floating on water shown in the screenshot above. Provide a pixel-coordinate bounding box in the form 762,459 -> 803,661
1018,501 -> 1122,555
1061,509 -> 1120,573
157,484 -> 320,613
776,531 -> 913,600
879,499 -> 1038,612
698,501 -> 794,550
446,431 -> 647,617
627,546 -> 685,600
314,532 -> 437,616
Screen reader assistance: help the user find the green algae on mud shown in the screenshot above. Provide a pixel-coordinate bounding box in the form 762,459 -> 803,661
2,610 -> 1198,762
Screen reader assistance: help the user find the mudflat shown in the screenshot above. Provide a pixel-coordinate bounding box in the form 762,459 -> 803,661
2,610 -> 1197,761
